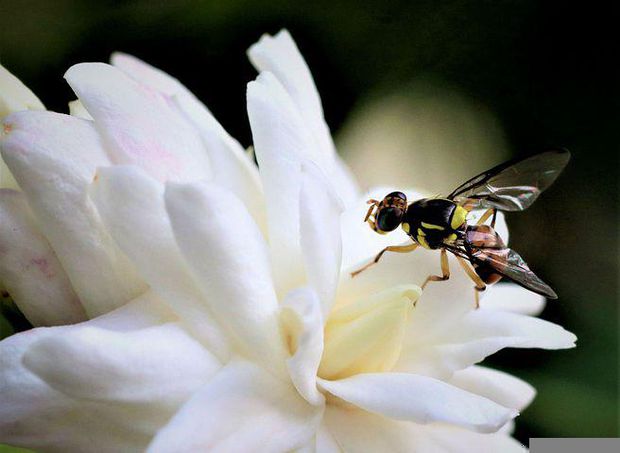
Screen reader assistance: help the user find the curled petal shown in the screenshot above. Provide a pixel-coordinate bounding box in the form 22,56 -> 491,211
148,360 -> 323,453
90,166 -> 230,359
319,285 -> 420,380
397,310 -> 576,379
280,288 -> 325,406
23,323 -> 220,405
0,189 -> 86,326
65,63 -> 211,183
111,52 -> 267,232
318,372 -> 517,433
165,182 -> 286,372
480,282 -> 546,316
248,30 -> 359,203
324,406 -> 526,453
450,366 -> 536,412
0,64 -> 44,117
1,111 -> 147,316
300,161 -> 343,316
247,71 -> 311,295
0,293 -> 184,452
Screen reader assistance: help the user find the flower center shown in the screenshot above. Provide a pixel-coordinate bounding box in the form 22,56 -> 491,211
318,285 -> 420,380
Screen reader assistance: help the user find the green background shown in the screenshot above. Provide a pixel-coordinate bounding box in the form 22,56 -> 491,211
0,0 -> 617,449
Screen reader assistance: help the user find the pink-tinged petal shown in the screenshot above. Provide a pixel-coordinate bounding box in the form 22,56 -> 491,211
324,406 -> 525,453
300,162 -> 343,316
396,310 -> 576,379
164,182 -> 286,371
0,189 -> 86,326
111,52 -> 186,96
111,52 -> 267,231
318,372 -> 517,433
64,63 -> 211,183
248,30 -> 359,203
480,282 -> 546,316
1,111 -> 147,317
1,65 -> 44,191
0,64 -> 44,118
281,288 -> 325,406
147,360 -> 322,453
450,366 -> 536,412
0,293 -> 182,452
23,322 -> 220,404
90,166 -> 230,360
173,92 -> 267,233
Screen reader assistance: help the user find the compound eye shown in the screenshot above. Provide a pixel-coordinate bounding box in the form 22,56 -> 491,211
386,191 -> 407,202
376,207 -> 404,232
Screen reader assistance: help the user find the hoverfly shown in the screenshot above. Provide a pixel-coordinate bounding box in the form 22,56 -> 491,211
351,149 -> 571,307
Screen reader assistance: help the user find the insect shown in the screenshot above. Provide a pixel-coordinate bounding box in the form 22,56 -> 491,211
351,149 -> 571,307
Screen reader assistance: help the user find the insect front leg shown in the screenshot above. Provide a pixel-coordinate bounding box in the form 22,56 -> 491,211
455,256 -> 487,309
350,243 -> 418,277
421,249 -> 450,289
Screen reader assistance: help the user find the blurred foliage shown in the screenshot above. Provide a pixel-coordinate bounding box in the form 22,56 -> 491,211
0,445 -> 33,453
0,0 -> 617,445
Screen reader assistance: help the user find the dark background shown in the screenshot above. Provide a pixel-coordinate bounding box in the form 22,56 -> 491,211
1,0 -> 617,445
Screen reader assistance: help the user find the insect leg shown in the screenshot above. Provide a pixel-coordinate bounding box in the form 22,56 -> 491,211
364,199 -> 379,222
476,208 -> 496,226
456,256 -> 487,308
421,249 -> 450,289
350,243 -> 418,277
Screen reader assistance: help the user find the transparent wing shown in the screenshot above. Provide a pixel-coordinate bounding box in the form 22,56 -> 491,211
470,247 -> 557,299
447,149 -> 570,211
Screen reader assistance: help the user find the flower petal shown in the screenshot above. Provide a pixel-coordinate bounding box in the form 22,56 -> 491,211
397,309 -> 576,379
0,189 -> 86,326
68,99 -> 92,119
248,30 -> 359,203
111,52 -> 267,232
318,372 -> 517,433
0,293 -> 181,452
319,285 -> 419,380
90,165 -> 230,360
65,63 -> 211,183
480,282 -> 546,316
164,182 -> 286,371
110,52 -> 186,96
0,64 -> 44,117
147,360 -> 322,453
0,111 -> 147,316
247,71 -> 311,295
450,366 -> 536,413
87,289 -> 177,332
23,322 -> 220,404
0,64 -> 44,190
300,161 -> 343,316
280,287 -> 325,406
324,406 -> 526,453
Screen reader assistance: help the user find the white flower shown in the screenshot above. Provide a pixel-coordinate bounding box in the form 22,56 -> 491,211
0,30 -> 575,452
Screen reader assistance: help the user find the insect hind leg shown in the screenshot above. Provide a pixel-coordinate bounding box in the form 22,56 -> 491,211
421,249 -> 450,289
456,256 -> 487,309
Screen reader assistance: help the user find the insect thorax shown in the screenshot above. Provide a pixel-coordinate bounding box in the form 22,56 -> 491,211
402,198 -> 468,249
